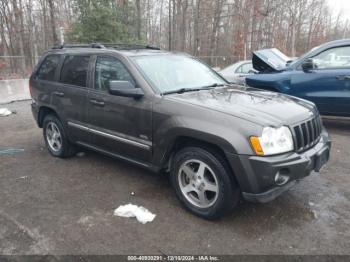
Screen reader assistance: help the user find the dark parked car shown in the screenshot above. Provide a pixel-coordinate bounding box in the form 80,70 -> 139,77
246,39 -> 350,117
30,44 -> 331,219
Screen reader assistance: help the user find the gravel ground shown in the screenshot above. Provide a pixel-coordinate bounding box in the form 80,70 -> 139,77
0,100 -> 349,255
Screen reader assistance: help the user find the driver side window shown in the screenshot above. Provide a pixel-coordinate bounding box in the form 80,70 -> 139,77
312,46 -> 350,69
95,56 -> 134,91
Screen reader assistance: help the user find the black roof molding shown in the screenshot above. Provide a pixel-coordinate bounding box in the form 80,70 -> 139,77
51,43 -> 160,51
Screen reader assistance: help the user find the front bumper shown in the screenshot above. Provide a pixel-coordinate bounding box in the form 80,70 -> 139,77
226,129 -> 331,203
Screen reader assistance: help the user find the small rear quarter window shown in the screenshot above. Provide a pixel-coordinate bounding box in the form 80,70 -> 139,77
37,55 -> 60,81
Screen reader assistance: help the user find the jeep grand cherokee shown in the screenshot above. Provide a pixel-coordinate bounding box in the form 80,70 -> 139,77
30,44 -> 331,219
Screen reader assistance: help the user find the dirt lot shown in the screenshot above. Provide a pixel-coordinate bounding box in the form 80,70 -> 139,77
0,100 -> 349,255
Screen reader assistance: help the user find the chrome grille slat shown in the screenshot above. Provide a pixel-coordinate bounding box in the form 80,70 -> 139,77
293,115 -> 322,152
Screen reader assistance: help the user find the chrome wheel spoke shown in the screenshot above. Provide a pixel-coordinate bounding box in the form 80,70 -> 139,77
197,190 -> 209,206
197,162 -> 206,178
182,165 -> 196,180
55,139 -> 62,148
204,182 -> 218,193
47,128 -> 53,138
182,184 -> 195,194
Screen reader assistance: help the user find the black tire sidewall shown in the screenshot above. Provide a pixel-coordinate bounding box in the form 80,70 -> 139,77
171,147 -> 239,219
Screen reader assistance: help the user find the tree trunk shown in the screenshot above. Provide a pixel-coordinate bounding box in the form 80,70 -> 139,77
47,0 -> 58,45
209,0 -> 223,65
12,0 -> 26,74
168,0 -> 172,50
180,0 -> 188,51
193,0 -> 200,55
136,0 -> 142,40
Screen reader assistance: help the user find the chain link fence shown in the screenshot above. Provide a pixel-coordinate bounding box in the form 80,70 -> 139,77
0,56 -> 40,80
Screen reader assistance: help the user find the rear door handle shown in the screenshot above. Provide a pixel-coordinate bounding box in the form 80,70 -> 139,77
90,99 -> 105,107
336,75 -> 350,80
53,91 -> 64,97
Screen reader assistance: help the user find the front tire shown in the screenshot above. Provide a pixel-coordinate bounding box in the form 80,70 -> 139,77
170,147 -> 240,219
43,114 -> 75,158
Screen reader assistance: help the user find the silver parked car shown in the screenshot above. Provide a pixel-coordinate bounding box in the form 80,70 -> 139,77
219,60 -> 253,85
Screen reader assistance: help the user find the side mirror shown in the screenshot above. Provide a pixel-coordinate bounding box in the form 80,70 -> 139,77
302,59 -> 315,72
108,81 -> 144,99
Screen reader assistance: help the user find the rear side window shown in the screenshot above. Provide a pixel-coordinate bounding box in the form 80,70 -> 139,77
37,55 -> 60,81
60,55 -> 90,87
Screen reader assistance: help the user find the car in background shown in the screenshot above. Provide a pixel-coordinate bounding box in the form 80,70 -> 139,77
219,60 -> 254,85
246,39 -> 350,117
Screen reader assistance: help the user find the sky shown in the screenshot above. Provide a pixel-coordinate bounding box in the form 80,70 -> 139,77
328,0 -> 350,17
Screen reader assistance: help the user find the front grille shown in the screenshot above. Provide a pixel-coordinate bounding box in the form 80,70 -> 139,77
293,115 -> 322,152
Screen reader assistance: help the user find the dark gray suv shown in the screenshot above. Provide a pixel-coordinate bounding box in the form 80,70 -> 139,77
30,44 -> 331,219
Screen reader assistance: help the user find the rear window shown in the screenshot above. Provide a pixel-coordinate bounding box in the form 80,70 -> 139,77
37,55 -> 60,81
60,55 -> 90,87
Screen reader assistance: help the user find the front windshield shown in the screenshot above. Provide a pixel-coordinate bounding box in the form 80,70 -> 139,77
132,55 -> 226,93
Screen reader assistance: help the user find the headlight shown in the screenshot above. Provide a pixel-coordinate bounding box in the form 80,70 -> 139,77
250,126 -> 294,156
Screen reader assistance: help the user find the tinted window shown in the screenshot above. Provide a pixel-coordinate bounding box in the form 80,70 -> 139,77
312,46 -> 350,69
60,55 -> 90,87
95,56 -> 134,91
37,55 -> 60,81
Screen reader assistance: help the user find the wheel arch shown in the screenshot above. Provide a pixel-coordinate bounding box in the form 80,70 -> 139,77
161,135 -> 240,187
38,106 -> 59,128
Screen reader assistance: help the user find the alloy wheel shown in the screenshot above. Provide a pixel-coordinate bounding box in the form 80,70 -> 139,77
178,159 -> 219,208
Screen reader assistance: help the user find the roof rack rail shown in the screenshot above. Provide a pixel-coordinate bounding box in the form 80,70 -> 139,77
51,43 -> 160,50
51,43 -> 106,49
101,43 -> 160,50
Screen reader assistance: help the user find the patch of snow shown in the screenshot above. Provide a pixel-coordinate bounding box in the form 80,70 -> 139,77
114,204 -> 156,224
0,108 -> 12,117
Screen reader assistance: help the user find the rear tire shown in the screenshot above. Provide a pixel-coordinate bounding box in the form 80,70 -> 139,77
170,146 -> 240,219
43,114 -> 76,158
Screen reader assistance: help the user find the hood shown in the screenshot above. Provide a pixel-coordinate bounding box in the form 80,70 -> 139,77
252,48 -> 291,72
166,86 -> 316,127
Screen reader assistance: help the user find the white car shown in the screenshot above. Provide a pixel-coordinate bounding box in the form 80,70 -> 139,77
219,60 -> 254,85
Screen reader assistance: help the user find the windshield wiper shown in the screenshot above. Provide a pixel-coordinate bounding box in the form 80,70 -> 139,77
162,88 -> 203,95
201,83 -> 226,88
162,83 -> 226,95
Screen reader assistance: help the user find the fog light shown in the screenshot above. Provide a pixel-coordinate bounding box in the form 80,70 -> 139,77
275,172 -> 289,186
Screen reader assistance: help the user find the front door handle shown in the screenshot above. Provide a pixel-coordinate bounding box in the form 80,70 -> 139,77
53,91 -> 65,97
90,99 -> 105,107
336,75 -> 350,80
